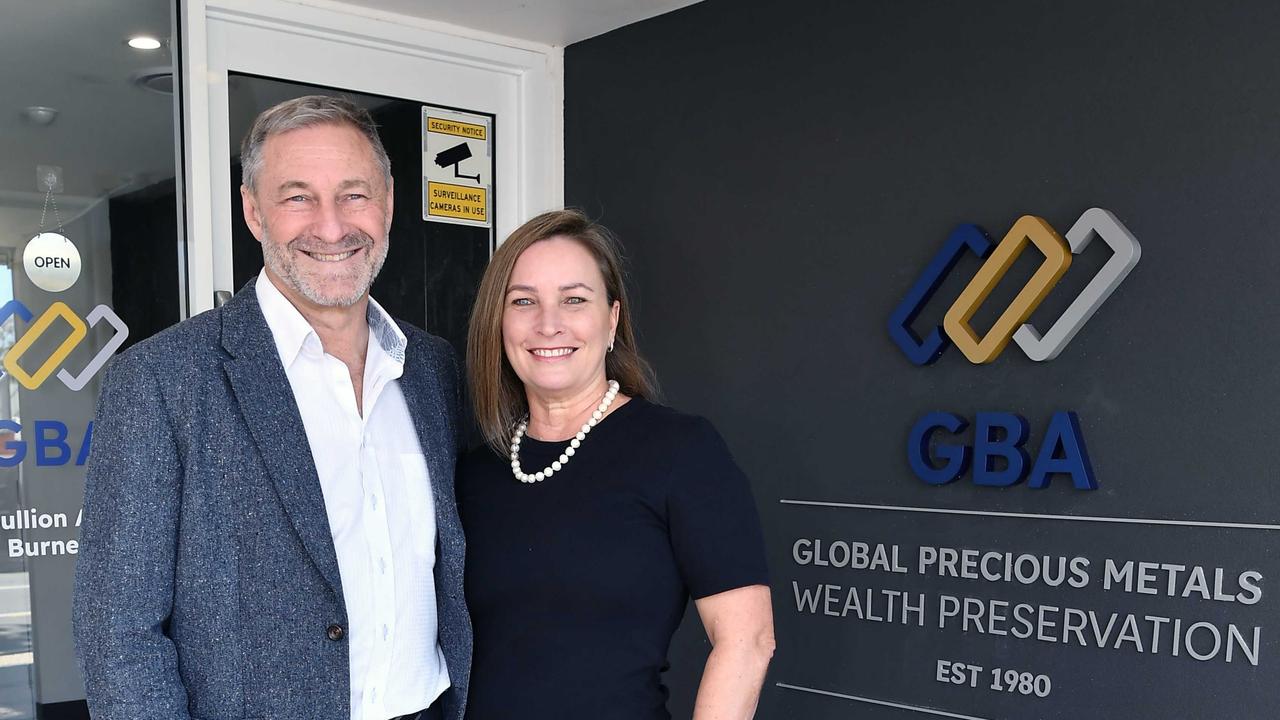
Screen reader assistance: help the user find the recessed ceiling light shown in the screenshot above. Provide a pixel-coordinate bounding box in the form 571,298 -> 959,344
127,36 -> 163,50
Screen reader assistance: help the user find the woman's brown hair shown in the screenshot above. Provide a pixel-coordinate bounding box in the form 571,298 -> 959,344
467,209 -> 658,455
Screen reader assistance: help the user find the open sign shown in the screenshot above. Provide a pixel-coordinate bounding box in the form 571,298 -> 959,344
23,232 -> 82,293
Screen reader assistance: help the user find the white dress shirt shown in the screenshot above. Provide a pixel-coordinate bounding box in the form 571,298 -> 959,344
256,270 -> 450,720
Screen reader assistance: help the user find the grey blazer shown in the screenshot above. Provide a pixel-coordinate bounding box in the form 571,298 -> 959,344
73,280 -> 471,720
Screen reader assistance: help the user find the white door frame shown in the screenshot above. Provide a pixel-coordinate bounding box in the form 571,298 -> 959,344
179,0 -> 563,315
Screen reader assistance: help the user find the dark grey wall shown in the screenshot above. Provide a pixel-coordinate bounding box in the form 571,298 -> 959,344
566,1 -> 1280,717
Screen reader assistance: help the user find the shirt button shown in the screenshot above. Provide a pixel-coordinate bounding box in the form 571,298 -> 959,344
326,623 -> 345,641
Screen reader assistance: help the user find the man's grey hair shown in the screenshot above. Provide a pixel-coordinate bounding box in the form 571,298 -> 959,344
240,95 -> 392,194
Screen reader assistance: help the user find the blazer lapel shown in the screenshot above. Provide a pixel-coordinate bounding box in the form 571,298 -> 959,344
220,281 -> 345,598
396,336 -> 456,532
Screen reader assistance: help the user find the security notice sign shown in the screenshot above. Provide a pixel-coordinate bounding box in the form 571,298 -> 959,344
422,106 -> 493,228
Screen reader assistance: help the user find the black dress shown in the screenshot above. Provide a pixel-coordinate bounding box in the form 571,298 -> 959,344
457,398 -> 768,719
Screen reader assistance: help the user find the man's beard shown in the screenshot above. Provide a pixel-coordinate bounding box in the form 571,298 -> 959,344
260,224 -> 389,308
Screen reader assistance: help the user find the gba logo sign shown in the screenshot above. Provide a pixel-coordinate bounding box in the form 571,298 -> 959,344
0,300 -> 128,391
889,208 -> 1141,491
888,208 -> 1141,365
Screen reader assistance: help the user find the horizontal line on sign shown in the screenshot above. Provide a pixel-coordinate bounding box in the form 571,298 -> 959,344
779,499 -> 1280,531
0,652 -> 31,668
776,682 -> 991,720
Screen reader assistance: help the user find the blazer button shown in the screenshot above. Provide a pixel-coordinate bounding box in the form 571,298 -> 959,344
327,623 -> 345,641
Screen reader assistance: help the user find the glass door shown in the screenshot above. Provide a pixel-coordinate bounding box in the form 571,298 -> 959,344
0,1 -> 185,717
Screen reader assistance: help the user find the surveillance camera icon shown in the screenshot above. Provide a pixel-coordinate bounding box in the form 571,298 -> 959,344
434,142 -> 480,183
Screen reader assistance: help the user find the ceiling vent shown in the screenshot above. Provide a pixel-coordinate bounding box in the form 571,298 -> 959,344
131,67 -> 174,95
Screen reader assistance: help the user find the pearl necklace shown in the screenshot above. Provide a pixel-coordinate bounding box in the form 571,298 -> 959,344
511,380 -> 620,483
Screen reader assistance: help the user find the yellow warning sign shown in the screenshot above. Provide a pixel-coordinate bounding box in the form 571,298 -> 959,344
423,106 -> 492,228
427,181 -> 488,222
427,117 -> 488,141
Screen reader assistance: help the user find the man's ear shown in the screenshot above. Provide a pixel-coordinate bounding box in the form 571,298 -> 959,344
241,185 -> 265,241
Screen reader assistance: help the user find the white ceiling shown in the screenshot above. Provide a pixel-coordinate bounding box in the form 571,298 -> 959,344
0,0 -> 176,205
0,0 -> 177,255
328,0 -> 703,46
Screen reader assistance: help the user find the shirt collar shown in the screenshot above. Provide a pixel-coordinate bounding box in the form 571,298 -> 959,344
366,295 -> 407,366
254,268 -> 407,370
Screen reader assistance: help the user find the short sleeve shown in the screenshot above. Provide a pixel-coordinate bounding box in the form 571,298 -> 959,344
666,416 -> 769,599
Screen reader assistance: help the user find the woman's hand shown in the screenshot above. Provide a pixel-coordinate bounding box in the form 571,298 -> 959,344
691,584 -> 775,719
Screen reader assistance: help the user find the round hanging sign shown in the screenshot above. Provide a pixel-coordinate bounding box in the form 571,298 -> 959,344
23,232 -> 82,293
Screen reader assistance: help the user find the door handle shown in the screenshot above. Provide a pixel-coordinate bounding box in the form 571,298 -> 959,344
213,290 -> 232,308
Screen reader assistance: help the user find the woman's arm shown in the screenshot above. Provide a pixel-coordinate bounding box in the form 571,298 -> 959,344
691,584 -> 775,719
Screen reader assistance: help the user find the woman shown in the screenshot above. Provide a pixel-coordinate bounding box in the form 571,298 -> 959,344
459,209 -> 774,719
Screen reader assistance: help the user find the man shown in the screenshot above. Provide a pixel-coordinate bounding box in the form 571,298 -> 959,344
73,95 -> 471,720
